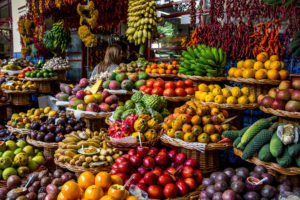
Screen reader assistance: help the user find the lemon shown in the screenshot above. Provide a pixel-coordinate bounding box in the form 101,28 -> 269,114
205,94 -> 214,102
241,87 -> 250,96
198,83 -> 209,92
215,95 -> 225,104
243,59 -> 255,68
248,93 -> 256,103
214,84 -> 222,90
253,61 -> 264,71
208,84 -> 215,92
222,88 -> 231,98
237,60 -> 244,69
270,61 -> 281,70
226,96 -> 237,104
231,87 -> 241,97
195,91 -> 202,100
264,60 -> 271,69
199,92 -> 207,102
212,88 -> 222,96
238,96 -> 249,104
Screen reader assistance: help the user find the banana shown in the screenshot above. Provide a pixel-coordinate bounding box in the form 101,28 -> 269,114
211,47 -> 219,64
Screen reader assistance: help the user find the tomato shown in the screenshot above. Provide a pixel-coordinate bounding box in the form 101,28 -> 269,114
153,79 -> 165,88
152,87 -> 164,96
165,81 -> 176,89
175,88 -> 187,96
185,87 -> 195,95
163,88 -> 175,97
146,79 -> 156,88
144,87 -> 153,94
139,85 -> 147,92
175,80 -> 185,88
184,80 -> 193,87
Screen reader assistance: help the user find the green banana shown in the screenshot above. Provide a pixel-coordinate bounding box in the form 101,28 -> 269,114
211,47 -> 219,63
218,48 -> 224,65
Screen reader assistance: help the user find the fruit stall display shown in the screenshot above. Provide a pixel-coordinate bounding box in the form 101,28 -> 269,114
0,140 -> 45,181
54,129 -> 123,173
116,62 -> 145,73
41,57 -> 72,81
145,62 -> 179,77
0,126 -> 17,141
109,147 -> 203,199
195,83 -> 258,109
1,58 -> 31,75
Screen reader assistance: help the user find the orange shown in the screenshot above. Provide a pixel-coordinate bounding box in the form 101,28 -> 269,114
166,69 -> 171,74
255,69 -> 267,79
261,52 -> 269,58
126,196 -> 138,200
264,60 -> 271,69
61,181 -> 81,200
270,54 -> 279,61
228,67 -> 236,77
233,68 -> 243,78
280,61 -> 285,69
270,61 -> 281,70
237,60 -> 244,68
158,68 -> 165,74
172,70 -> 177,74
151,69 -> 157,73
57,192 -> 69,200
267,69 -> 279,80
279,69 -> 289,80
107,184 -> 126,200
111,175 -> 123,185
210,133 -> 221,143
256,52 -> 268,62
242,68 -> 255,78
78,171 -> 95,190
182,123 -> 192,133
242,59 -> 254,68
191,115 -> 201,125
145,68 -> 151,73
100,195 -> 116,200
84,185 -> 104,200
151,64 -> 157,69
253,61 -> 264,70
95,172 -> 112,191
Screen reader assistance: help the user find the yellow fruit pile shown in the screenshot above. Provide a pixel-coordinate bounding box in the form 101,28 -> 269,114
228,52 -> 289,80
195,84 -> 256,104
1,80 -> 37,91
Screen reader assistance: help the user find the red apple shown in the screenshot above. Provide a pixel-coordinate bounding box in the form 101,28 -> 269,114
175,153 -> 187,164
110,168 -> 118,175
112,163 -> 119,169
171,162 -> 178,168
147,150 -> 157,158
160,147 -> 168,153
155,154 -> 169,166
137,146 -> 149,158
184,178 -> 197,191
176,180 -> 189,196
139,178 -> 145,184
124,178 -> 135,190
149,147 -> 159,154
115,157 -> 128,164
131,173 -> 143,183
193,169 -> 203,184
181,166 -> 194,178
148,185 -> 163,199
158,174 -> 173,186
152,167 -> 163,177
163,183 -> 178,198
143,156 -> 155,169
168,149 -> 177,161
165,167 -> 176,175
122,154 -> 130,160
118,162 -> 131,173
136,183 -> 148,192
128,149 -> 136,156
144,172 -> 158,185
184,159 -> 199,169
129,155 -> 142,167
116,173 -> 129,181
137,167 -> 147,175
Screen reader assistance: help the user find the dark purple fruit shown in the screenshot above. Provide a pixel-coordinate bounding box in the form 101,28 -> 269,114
7,175 -> 21,189
30,131 -> 37,140
44,133 -> 54,142
38,186 -> 46,193
30,122 -> 40,131
55,134 -> 64,142
73,125 -> 81,131
41,177 -> 51,187
36,132 -> 45,141
39,125 -> 48,133
47,124 -> 55,133
56,118 -> 65,126
26,192 -> 37,200
65,126 -> 73,133
67,119 -> 76,126
55,126 -> 63,134
40,115 -> 48,122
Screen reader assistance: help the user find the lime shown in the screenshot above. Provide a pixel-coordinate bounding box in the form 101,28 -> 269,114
43,72 -> 49,78
17,140 -> 26,148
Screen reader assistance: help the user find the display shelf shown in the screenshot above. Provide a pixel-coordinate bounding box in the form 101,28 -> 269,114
259,106 -> 300,119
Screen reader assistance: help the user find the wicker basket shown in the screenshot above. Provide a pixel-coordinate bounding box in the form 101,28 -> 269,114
194,100 -> 258,110
227,77 -> 281,85
105,117 -> 114,126
7,126 -> 29,136
56,70 -> 67,81
4,90 -> 35,106
83,118 -> 108,131
26,136 -> 58,149
148,73 -> 178,78
259,106 -> 300,119
164,95 -> 193,102
24,77 -> 57,93
149,185 -> 202,200
178,73 -> 227,82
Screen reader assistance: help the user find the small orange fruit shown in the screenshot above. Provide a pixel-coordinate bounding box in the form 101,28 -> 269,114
242,68 -> 255,78
191,115 -> 201,125
158,68 -> 165,74
61,181 -> 81,200
145,68 -> 151,73
261,52 -> 269,59
253,61 -> 264,70
100,195 -> 116,200
95,172 -> 112,191
279,69 -> 289,80
182,123 -> 192,133
57,192 -> 68,200
228,67 -> 236,77
243,59 -> 254,68
280,61 -> 285,69
166,69 -> 171,74
267,69 -> 280,80
270,54 -> 279,61
84,185 -> 104,200
233,68 -> 243,78
172,69 -> 177,74
111,175 -> 123,185
264,60 -> 271,69
236,60 -> 244,69
270,61 -> 281,70
151,69 -> 157,73
108,184 -> 126,200
78,171 -> 95,190
256,52 -> 268,62
255,69 -> 267,79
126,196 -> 138,200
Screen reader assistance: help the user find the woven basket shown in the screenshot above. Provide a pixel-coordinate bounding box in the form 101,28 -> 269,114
4,90 -> 35,106
194,99 -> 258,110
148,73 -> 178,78
36,82 -> 51,93
149,185 -> 202,200
105,90 -> 133,95
105,117 -> 114,126
54,159 -> 111,174
80,111 -> 112,119
3,90 -> 36,94
7,126 -> 29,136
83,118 -> 108,131
164,96 -> 192,102
259,106 -> 300,119
227,77 -> 281,85
178,73 -> 227,82
234,148 -> 300,176
56,70 -> 67,81
24,76 -> 58,81
26,136 -> 58,149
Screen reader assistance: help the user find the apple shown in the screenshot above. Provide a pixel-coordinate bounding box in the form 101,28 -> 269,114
124,178 -> 135,190
112,163 -> 119,169
118,162 -> 131,173
143,156 -> 155,169
181,166 -> 194,178
110,168 -> 118,175
129,155 -> 142,167
136,183 -> 148,192
279,80 -> 292,90
184,159 -> 199,169
175,153 -> 187,164
194,169 -> 203,184
155,154 -> 169,166
128,149 -> 136,156
116,173 -> 129,181
165,167 -> 176,175
115,157 -> 128,164
131,173 -> 143,183
147,150 -> 156,158
171,162 -> 178,168
158,151 -> 168,157
137,146 -> 149,158
271,99 -> 286,110
149,147 -> 159,154
176,180 -> 189,196
144,172 -> 158,185
184,178 -> 197,191
160,147 -> 168,153
139,178 -> 145,184
257,94 -> 265,104
122,154 -> 130,160
168,149 -> 177,161
137,167 -> 147,175
163,183 -> 178,198
148,185 -> 163,199
158,174 -> 173,186
268,88 -> 279,99
152,166 -> 163,177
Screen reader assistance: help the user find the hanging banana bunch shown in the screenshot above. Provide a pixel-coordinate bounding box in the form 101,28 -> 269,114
126,0 -> 158,54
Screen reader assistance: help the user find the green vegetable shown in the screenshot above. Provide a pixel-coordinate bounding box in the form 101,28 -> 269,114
258,144 -> 273,162
276,148 -> 292,167
233,137 -> 241,148
270,133 -> 283,157
288,144 -> 300,157
223,130 -> 240,140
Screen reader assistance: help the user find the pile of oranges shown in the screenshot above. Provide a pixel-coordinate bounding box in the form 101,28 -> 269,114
58,171 -> 138,200
145,61 -> 179,75
228,52 -> 289,80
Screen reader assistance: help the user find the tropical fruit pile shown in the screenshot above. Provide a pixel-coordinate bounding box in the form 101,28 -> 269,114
145,61 -> 179,75
2,169 -> 76,200
58,171 -> 137,200
0,140 -> 45,180
54,129 -> 123,168
228,53 -> 290,80
162,102 -> 233,143
103,72 -> 149,91
24,68 -> 57,79
258,80 -> 300,112
139,79 -> 195,97
56,78 -> 89,101
179,44 -> 226,77
1,80 -> 37,91
1,64 -> 22,71
112,92 -> 169,123
225,117 -> 300,168
116,62 -> 145,73
110,146 -> 203,199
109,114 -> 161,142
126,0 -> 158,46
17,67 -> 35,79
195,84 -> 256,104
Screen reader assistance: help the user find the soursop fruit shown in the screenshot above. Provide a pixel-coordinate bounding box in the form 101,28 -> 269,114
141,94 -> 150,104
121,109 -> 136,120
131,92 -> 143,103
161,108 -> 170,118
113,110 -> 123,121
125,100 -> 135,110
152,111 -> 163,123
116,106 -> 126,112
145,95 -> 161,111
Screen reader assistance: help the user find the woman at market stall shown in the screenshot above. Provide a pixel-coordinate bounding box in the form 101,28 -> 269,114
117,40 -> 130,64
